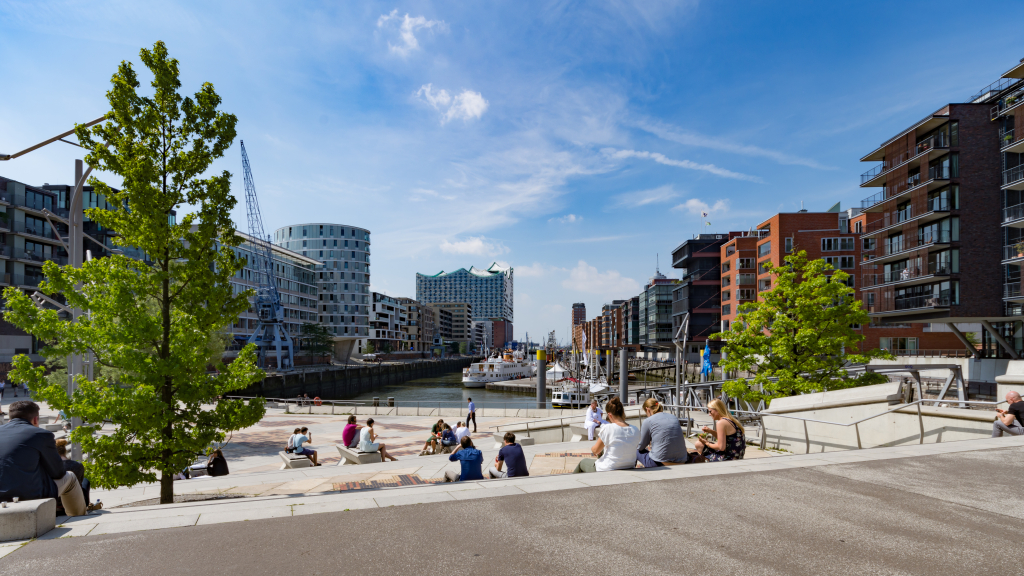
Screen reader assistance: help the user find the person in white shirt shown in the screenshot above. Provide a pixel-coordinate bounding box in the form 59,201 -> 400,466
453,421 -> 470,452
584,400 -> 608,441
573,397 -> 640,473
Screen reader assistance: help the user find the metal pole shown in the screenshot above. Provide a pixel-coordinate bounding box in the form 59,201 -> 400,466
536,349 -> 547,410
618,348 -> 627,403
68,159 -> 87,461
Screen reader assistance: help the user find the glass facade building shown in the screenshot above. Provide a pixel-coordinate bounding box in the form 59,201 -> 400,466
415,263 -> 513,322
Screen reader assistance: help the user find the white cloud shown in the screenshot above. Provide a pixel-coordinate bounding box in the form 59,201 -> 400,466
410,188 -> 455,201
603,148 -> 763,182
515,263 -> 554,277
635,119 -> 834,170
377,9 -> 447,57
673,198 -> 731,216
548,213 -> 583,224
416,85 -> 489,125
550,235 -> 634,244
612,184 -> 679,208
439,236 -> 509,257
561,260 -> 640,296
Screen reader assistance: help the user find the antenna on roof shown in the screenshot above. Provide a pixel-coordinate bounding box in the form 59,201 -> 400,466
656,253 -> 660,274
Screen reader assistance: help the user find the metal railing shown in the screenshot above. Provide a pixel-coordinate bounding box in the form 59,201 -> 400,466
1003,243 -> 1024,260
860,163 -> 885,185
894,294 -> 950,310
1004,202 -> 1024,223
1003,165 -> 1024,188
864,230 -> 952,261
883,349 -> 973,358
1006,282 -> 1021,299
863,261 -> 952,287
1000,128 -> 1016,149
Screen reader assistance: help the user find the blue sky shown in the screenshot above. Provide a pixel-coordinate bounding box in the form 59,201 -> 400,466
2,0 -> 1023,344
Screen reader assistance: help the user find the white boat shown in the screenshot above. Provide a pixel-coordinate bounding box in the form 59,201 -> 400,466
462,349 -> 536,388
551,379 -> 590,408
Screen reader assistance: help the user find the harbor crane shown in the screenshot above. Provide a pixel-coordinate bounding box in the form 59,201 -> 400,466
240,141 -> 294,370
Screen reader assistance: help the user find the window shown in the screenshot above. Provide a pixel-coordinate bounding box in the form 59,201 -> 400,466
863,238 -> 876,251
721,275 -> 731,287
784,237 -> 793,253
722,304 -> 731,316
722,290 -> 731,301
824,256 -> 855,269
822,238 -> 855,251
879,337 -> 918,352
757,241 -> 771,258
737,288 -> 755,301
726,245 -> 736,256
854,221 -> 863,233
738,257 -> 753,269
721,261 -> 731,273
758,279 -> 771,292
950,121 -> 958,147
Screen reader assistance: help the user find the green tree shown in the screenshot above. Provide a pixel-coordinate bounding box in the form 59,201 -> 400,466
364,341 -> 376,355
3,42 -> 265,504
299,322 -> 334,358
711,251 -> 892,406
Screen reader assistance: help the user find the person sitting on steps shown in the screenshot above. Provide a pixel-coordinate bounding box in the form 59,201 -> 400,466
421,419 -> 445,455
359,418 -> 398,462
993,390 -> 1024,437
445,436 -> 483,482
488,432 -> 529,479
692,399 -> 746,462
573,396 -> 640,474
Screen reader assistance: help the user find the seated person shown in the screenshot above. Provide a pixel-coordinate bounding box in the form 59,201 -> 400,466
585,400 -> 608,441
359,418 -> 398,462
444,436 -> 483,482
452,421 -> 470,452
488,432 -> 529,479
636,398 -> 689,467
206,449 -> 229,477
285,427 -> 301,453
573,397 -> 640,473
692,399 -> 746,461
342,415 -> 364,449
55,438 -> 99,512
421,419 -> 445,454
0,401 -> 87,516
440,424 -> 457,450
993,391 -> 1024,437
293,427 -> 320,466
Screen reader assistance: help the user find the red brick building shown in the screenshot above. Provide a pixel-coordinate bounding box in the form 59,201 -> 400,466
719,209 -> 962,354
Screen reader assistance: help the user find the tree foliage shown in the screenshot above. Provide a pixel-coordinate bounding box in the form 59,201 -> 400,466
711,251 -> 892,406
299,322 -> 334,357
2,42 -> 265,504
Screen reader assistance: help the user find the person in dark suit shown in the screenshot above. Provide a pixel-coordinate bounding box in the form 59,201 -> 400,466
0,401 -> 87,516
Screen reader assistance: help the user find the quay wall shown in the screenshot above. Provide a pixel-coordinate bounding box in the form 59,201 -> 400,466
238,358 -> 476,400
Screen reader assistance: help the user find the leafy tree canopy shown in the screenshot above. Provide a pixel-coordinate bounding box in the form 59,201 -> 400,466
3,41 -> 266,504
711,250 -> 892,406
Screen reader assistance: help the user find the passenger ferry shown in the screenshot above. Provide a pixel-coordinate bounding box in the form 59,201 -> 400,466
462,349 -> 536,388
551,379 -> 590,408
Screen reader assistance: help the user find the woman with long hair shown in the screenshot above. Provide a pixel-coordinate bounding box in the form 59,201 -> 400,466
636,397 -> 689,467
692,398 -> 746,461
572,396 -> 640,473
359,418 -> 398,462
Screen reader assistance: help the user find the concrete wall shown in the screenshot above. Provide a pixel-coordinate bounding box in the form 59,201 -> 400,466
761,382 -> 996,453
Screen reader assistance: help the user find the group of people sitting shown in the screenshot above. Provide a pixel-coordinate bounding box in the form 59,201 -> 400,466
443,432 -> 529,482
339,415 -> 398,462
0,401 -> 97,517
576,396 -> 745,473
420,419 -> 471,455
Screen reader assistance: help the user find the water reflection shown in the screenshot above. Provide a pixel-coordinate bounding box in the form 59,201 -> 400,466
342,371 -> 553,409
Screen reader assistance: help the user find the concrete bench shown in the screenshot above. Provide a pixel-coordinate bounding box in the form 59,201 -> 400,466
43,423 -> 64,433
336,445 -> 382,466
279,451 -> 312,470
569,424 -> 591,442
491,435 -> 536,449
0,498 -> 56,542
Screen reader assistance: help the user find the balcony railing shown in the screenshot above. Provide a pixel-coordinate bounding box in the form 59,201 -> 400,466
894,295 -> 950,311
864,230 -> 952,261
684,268 -> 720,282
862,261 -> 952,287
1001,128 -> 1016,149
866,197 -> 951,233
1003,165 -> 1024,188
14,249 -> 68,266
859,133 -> 950,186
1004,202 -> 1024,223
736,273 -> 756,286
990,85 -> 1024,119
1006,282 -> 1021,299
10,220 -> 60,241
860,163 -> 885,185
1003,243 -> 1024,260
3,273 -> 45,288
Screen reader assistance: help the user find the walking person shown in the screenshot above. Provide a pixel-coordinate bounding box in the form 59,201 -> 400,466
466,398 -> 477,433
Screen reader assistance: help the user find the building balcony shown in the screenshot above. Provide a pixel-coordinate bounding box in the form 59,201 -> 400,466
1005,282 -> 1024,301
868,295 -> 951,317
859,132 -> 950,188
0,273 -> 44,288
860,171 -> 950,212
861,261 -> 952,289
999,128 -> 1024,154
1003,165 -> 1024,191
683,268 -> 720,283
863,197 -> 951,237
862,230 -> 952,265
736,273 -> 756,286
14,249 -> 68,266
990,83 -> 1024,120
1001,242 -> 1024,263
1004,202 -> 1024,227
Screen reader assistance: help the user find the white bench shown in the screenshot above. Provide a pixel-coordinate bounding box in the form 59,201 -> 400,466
279,451 -> 312,470
0,498 -> 56,542
491,435 -> 536,449
336,445 -> 382,465
569,424 -> 591,442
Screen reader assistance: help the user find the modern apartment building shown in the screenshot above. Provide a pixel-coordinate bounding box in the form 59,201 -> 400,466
572,302 -> 586,325
434,307 -> 453,341
397,298 -> 435,353
0,178 -> 70,361
227,231 -> 321,353
434,302 -> 473,349
719,208 -> 961,353
370,292 -> 407,351
637,270 -> 680,351
600,300 -> 625,347
273,223 -> 371,350
416,263 -> 513,341
622,296 -> 641,348
853,59 -> 1024,358
671,233 -> 732,358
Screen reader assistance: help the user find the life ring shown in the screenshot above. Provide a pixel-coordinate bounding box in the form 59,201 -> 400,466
313,397 -> 322,406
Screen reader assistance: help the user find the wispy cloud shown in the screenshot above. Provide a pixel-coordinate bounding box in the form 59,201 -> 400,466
602,148 -> 763,182
673,198 -> 731,215
635,119 -> 834,170
439,236 -> 509,256
548,213 -> 583,223
612,184 -> 679,208
410,188 -> 455,201
550,235 -> 634,244
561,260 -> 640,296
377,9 -> 448,57
515,263 -> 555,277
416,84 -> 489,124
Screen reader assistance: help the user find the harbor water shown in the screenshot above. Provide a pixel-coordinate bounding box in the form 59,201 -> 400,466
342,371 -> 556,409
